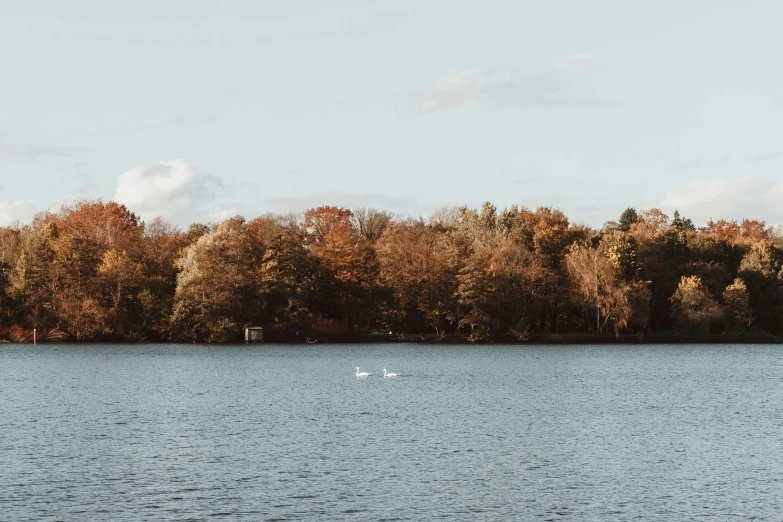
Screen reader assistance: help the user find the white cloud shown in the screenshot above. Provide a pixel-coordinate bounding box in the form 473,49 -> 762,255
208,205 -> 244,222
406,69 -> 482,115
0,200 -> 35,226
406,53 -> 601,115
113,159 -> 219,223
658,177 -> 783,224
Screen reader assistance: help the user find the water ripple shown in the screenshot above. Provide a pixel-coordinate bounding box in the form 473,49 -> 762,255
1,343 -> 782,520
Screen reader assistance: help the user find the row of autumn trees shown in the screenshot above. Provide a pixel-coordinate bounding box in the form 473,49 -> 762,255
0,201 -> 780,343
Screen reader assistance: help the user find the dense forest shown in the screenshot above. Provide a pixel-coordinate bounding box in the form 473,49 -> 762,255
0,200 -> 780,343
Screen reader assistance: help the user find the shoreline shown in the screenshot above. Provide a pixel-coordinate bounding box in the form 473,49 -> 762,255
3,332 -> 781,345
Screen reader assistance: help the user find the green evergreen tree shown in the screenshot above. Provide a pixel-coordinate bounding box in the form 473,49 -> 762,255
672,210 -> 696,232
617,207 -> 638,232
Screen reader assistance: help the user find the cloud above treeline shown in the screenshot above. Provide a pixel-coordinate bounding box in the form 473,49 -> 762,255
0,200 -> 35,226
113,160 -> 220,223
208,205 -> 245,222
658,176 -> 783,224
406,53 -> 601,115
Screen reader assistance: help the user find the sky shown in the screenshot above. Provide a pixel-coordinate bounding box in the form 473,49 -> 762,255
1,0 -> 783,228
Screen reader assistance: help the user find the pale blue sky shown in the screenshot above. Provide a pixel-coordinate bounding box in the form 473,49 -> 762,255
2,0 -> 782,226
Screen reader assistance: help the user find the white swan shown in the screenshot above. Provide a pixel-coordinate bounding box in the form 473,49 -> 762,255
383,369 -> 399,378
356,367 -> 372,377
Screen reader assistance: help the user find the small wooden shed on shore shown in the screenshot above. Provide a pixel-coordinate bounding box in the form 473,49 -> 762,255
244,326 -> 264,343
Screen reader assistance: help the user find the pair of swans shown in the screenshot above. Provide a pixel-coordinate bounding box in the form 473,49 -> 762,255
355,367 -> 399,378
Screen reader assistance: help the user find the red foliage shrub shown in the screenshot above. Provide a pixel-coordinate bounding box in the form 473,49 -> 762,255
7,325 -> 34,343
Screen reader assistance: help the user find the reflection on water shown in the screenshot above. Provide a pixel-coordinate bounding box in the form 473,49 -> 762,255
2,343 -> 782,520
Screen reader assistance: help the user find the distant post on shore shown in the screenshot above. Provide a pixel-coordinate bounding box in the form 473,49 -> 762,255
33,329 -> 36,345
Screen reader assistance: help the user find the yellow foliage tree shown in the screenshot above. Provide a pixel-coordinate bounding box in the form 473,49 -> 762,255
670,275 -> 723,337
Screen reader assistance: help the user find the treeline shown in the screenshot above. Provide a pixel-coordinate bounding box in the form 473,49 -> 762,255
0,201 -> 780,343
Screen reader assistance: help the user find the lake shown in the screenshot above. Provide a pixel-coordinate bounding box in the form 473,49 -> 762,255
2,343 -> 782,520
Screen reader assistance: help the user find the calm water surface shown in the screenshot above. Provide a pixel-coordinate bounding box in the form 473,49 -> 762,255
2,343 -> 783,521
